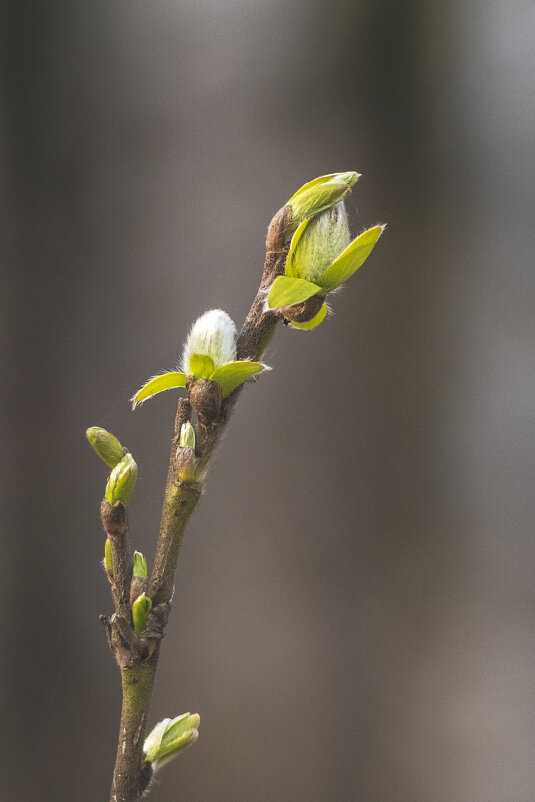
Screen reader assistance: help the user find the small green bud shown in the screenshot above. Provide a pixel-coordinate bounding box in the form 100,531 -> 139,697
144,713 -> 200,771
133,550 -> 148,579
179,422 -> 196,449
104,538 -> 114,578
176,422 -> 200,482
130,559 -> 147,606
105,453 -> 138,506
287,171 -> 359,232
86,427 -> 124,468
132,592 -> 152,636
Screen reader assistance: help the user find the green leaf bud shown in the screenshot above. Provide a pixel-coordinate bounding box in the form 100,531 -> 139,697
287,171 -> 359,232
176,422 -> 202,483
179,422 -> 196,450
105,453 -> 138,506
86,427 -> 124,468
130,554 -> 147,606
132,592 -> 152,636
104,538 -> 114,578
133,550 -> 148,579
144,713 -> 200,771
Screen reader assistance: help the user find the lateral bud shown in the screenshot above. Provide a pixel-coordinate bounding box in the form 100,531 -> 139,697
179,421 -> 195,449
133,550 -> 148,578
105,453 -> 138,506
130,550 -> 148,604
86,427 -> 125,468
144,713 -> 200,771
104,538 -> 114,579
132,593 -> 152,636
176,422 -> 203,483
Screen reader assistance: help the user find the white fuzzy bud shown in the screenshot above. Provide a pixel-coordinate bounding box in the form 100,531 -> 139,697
182,309 -> 237,374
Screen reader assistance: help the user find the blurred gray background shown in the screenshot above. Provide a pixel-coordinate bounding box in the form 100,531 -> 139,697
2,1 -> 535,800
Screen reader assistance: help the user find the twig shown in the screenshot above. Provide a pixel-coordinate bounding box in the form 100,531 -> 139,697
107,204 -> 291,801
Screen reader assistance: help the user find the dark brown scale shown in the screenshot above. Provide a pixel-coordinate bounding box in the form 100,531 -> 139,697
282,293 -> 324,323
187,376 -> 223,426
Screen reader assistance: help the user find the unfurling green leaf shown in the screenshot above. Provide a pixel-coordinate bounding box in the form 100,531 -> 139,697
320,224 -> 385,292
132,592 -> 152,636
267,275 -> 322,311
144,713 -> 200,770
86,427 -> 124,468
289,171 -> 359,201
188,353 -> 215,380
131,372 -> 187,409
287,172 -> 359,232
289,303 -> 328,330
105,453 -> 138,506
211,361 -> 268,397
133,550 -> 148,579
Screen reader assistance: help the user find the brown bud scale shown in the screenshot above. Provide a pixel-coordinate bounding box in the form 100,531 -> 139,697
282,293 -> 325,323
187,377 -> 222,426
130,576 -> 147,606
100,499 -> 128,537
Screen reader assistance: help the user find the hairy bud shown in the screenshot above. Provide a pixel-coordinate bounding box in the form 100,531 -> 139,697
182,309 -> 237,375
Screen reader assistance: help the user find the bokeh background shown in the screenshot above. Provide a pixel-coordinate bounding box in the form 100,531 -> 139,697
3,2 -> 535,800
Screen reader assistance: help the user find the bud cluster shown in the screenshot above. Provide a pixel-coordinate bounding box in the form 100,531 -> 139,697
266,170 -> 385,329
131,309 -> 269,418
